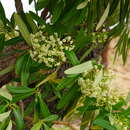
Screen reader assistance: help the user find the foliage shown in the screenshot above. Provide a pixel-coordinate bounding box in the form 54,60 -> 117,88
0,0 -> 130,129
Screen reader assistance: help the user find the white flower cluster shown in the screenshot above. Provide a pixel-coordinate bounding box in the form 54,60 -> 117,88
78,66 -> 122,107
30,31 -> 75,68
109,115 -> 128,130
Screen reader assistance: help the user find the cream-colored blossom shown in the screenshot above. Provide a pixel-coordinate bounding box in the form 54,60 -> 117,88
78,65 -> 123,107
30,30 -> 75,68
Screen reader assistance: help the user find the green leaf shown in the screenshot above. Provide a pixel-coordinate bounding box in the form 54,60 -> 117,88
56,75 -> 79,91
0,104 -> 8,113
14,13 -> 31,45
43,115 -> 58,122
0,34 -> 5,51
93,118 -> 116,130
36,0 -> 49,10
5,36 -> 23,46
64,61 -> 93,75
6,120 -> 12,130
15,53 -> 27,75
52,1 -> 64,23
25,13 -> 38,33
57,86 -> 79,110
7,86 -> 34,94
15,53 -> 31,86
96,3 -> 110,30
31,121 -> 42,130
13,92 -> 34,102
0,119 -> 9,130
29,11 -> 45,25
0,65 -> 14,77
24,100 -> 35,117
29,0 -> 33,5
38,93 -> 50,118
65,51 -> 80,65
0,88 -> 12,101
0,111 -> 11,122
44,124 -> 50,130
13,108 -> 24,130
76,0 -> 88,10
0,2 -> 7,24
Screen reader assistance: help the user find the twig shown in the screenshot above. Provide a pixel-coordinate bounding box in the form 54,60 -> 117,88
14,0 -> 23,13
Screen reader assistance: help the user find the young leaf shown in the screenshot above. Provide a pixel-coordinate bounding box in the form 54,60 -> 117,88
0,111 -> 11,122
96,3 -> 110,30
0,88 -> 12,101
6,120 -> 12,130
64,61 -> 93,75
13,108 -> 24,130
14,13 -> 31,45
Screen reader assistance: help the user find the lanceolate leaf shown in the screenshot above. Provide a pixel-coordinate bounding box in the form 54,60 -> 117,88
0,111 -> 11,122
43,114 -> 58,122
76,0 -> 88,10
96,3 -> 110,30
93,118 -> 116,130
57,86 -> 79,110
0,34 -> 5,51
0,88 -> 12,101
31,121 -> 42,130
6,120 -> 12,130
7,86 -> 34,94
13,108 -> 24,130
14,13 -> 31,45
38,93 -> 50,118
64,61 -> 93,75
0,2 -> 7,24
65,50 -> 80,65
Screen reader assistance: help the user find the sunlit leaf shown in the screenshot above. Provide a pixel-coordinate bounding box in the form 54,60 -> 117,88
96,3 -> 110,30
64,61 -> 93,75
0,87 -> 12,101
6,120 -> 12,130
0,111 -> 11,122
